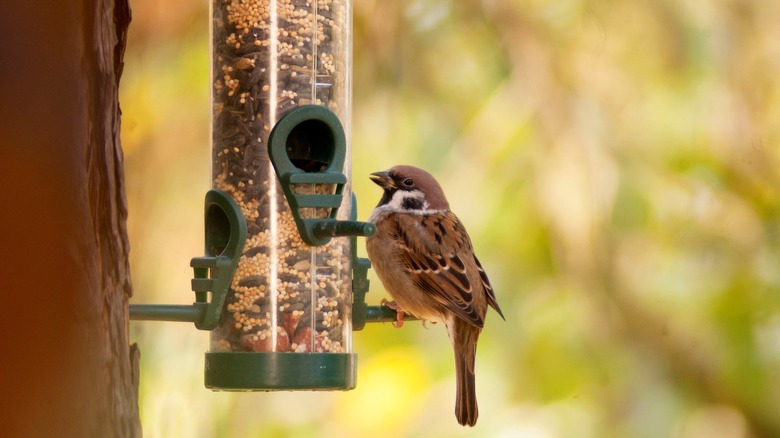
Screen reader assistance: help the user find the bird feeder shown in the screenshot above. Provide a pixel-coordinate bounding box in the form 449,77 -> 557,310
207,0 -> 379,390
130,0 -> 418,392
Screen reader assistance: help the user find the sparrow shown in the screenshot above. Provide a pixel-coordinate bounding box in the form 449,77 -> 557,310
365,165 -> 504,427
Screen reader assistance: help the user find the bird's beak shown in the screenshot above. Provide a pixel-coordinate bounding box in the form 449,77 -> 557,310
369,170 -> 395,190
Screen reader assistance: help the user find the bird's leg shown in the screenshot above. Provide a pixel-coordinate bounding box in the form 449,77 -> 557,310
381,298 -> 405,328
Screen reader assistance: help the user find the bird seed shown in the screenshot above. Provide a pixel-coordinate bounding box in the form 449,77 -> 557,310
210,0 -> 351,354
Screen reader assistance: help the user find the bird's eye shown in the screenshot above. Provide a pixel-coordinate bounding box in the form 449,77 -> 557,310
402,178 -> 414,187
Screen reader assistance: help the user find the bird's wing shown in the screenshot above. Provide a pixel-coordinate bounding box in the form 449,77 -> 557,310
474,255 -> 504,320
392,211 -> 485,328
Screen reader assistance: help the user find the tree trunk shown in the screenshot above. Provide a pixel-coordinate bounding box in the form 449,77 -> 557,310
0,1 -> 141,437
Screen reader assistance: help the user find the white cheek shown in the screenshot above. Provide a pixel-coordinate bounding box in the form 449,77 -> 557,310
388,190 -> 428,211
369,190 -> 446,222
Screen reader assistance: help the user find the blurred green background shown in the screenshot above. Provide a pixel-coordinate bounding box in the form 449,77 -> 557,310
122,1 -> 780,437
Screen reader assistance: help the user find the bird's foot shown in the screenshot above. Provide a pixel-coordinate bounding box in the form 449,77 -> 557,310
381,299 -> 405,328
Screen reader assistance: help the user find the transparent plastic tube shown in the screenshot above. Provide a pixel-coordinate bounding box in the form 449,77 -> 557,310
210,0 -> 352,354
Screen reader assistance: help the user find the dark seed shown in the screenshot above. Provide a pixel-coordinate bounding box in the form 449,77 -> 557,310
239,275 -> 265,288
247,223 -> 263,235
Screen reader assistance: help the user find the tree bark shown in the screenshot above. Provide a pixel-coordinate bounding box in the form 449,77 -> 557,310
0,1 -> 141,437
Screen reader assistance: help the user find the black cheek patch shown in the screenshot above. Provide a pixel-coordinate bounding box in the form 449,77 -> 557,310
402,197 -> 424,210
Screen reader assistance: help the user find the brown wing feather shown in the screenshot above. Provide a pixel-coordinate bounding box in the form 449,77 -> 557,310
474,255 -> 504,320
394,212 -> 485,328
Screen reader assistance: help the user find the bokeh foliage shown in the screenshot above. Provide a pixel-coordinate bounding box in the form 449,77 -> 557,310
122,0 -> 780,436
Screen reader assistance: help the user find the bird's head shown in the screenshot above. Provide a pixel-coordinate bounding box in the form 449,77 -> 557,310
370,165 -> 450,212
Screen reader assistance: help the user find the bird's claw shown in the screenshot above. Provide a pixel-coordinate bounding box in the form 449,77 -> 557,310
381,298 -> 405,328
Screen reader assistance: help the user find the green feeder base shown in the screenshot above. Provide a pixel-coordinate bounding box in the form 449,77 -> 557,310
205,352 -> 356,391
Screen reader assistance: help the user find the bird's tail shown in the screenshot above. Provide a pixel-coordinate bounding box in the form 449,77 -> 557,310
452,321 -> 479,426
